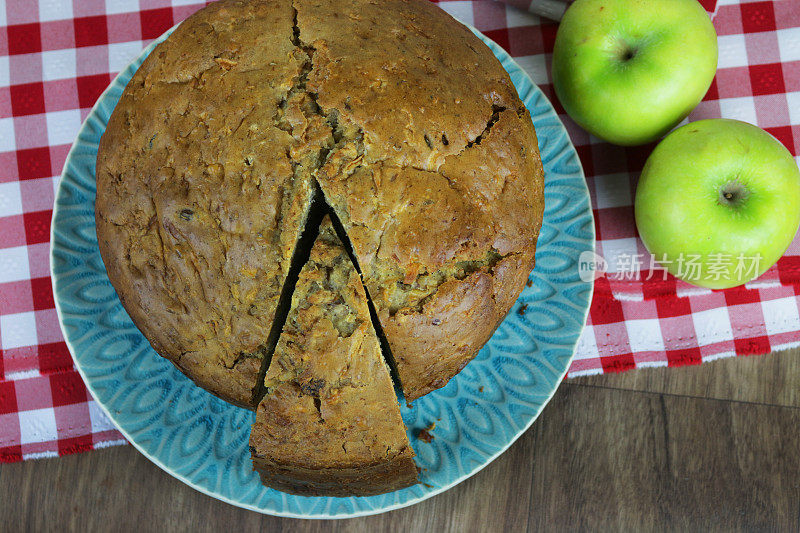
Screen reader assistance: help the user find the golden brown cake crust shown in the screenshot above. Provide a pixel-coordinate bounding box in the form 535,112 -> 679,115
96,0 -> 544,407
297,0 -> 545,400
95,0 -> 318,408
251,451 -> 418,497
249,218 -> 418,496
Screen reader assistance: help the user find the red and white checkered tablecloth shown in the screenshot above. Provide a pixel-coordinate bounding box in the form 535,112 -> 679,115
1,0 -> 799,462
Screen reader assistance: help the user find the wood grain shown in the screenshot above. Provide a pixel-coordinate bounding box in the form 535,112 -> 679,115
575,347 -> 800,408
529,384 -> 800,531
1,351 -> 799,531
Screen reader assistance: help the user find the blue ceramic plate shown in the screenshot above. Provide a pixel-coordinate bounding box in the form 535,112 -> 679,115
51,26 -> 594,518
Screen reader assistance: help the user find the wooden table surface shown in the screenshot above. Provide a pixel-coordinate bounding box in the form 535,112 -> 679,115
2,348 -> 798,531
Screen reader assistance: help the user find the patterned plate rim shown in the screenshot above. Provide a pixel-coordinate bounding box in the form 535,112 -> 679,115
50,23 -> 595,519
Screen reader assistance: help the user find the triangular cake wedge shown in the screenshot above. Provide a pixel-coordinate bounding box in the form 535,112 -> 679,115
249,216 -> 418,496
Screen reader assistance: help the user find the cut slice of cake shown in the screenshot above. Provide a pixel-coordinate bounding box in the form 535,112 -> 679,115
249,216 -> 418,496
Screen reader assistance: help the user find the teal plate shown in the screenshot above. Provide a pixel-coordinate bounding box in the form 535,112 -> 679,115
51,26 -> 594,518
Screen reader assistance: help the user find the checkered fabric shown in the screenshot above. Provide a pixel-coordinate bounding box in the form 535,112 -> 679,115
1,0 -> 798,462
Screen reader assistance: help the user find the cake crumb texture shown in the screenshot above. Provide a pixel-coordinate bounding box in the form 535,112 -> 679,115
250,217 -> 418,496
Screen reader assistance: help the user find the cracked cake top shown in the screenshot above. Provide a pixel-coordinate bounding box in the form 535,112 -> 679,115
95,0 -> 544,407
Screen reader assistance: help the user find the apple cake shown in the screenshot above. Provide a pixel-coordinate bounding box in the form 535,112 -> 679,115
95,0 -> 544,494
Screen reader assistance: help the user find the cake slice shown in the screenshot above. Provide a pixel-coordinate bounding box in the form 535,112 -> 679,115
249,216 -> 418,496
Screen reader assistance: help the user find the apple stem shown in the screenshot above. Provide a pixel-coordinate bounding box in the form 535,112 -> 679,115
611,38 -> 639,63
718,178 -> 750,207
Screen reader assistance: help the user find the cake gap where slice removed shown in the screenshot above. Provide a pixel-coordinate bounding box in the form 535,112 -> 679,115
322,206 -> 407,402
250,187 -> 328,406
249,215 -> 418,496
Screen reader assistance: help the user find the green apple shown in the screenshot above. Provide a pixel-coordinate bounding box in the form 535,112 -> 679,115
552,0 -> 718,146
635,119 -> 800,289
